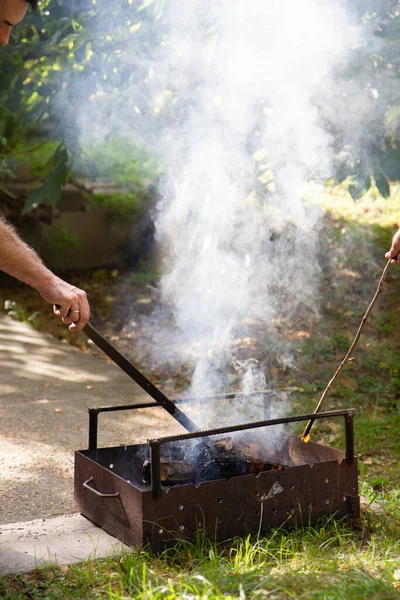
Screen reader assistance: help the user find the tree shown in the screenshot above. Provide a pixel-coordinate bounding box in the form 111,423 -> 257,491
1,0 -> 400,208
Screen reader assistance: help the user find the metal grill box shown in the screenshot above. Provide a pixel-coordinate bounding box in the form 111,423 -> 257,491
74,403 -> 359,551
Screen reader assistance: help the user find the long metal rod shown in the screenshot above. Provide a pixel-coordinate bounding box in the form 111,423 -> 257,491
149,408 -> 355,447
83,322 -> 200,433
86,390 -> 271,414
86,391 -> 273,450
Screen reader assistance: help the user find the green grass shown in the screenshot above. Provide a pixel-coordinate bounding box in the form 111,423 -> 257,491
1,493 -> 400,599
3,186 -> 400,597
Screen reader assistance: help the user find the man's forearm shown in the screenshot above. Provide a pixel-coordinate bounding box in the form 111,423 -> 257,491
0,216 -> 53,294
0,215 -> 90,331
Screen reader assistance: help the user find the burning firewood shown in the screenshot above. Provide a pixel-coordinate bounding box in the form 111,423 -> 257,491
139,436 -> 285,486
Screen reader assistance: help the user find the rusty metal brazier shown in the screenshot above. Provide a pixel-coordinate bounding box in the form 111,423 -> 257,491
74,393 -> 359,551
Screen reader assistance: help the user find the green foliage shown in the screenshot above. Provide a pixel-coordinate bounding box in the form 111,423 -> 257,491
82,137 -> 162,219
24,144 -> 70,211
296,331 -> 351,363
374,170 -> 391,199
328,2 -> 400,199
11,140 -> 60,177
4,300 -> 41,328
0,0 -> 164,211
128,264 -> 160,284
0,0 -> 399,211
89,191 -> 139,219
84,138 -> 161,189
52,227 -> 81,253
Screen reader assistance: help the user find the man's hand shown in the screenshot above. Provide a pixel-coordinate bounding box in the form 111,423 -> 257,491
38,275 -> 90,332
385,228 -> 400,265
0,216 -> 90,331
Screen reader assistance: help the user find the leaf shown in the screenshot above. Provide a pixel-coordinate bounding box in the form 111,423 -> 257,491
379,149 -> 400,181
348,173 -> 371,200
374,169 -> 390,198
0,182 -> 16,199
386,105 -> 400,125
24,148 -> 69,213
335,165 -> 348,184
137,0 -> 156,10
129,22 -> 142,33
252,150 -> 266,162
333,148 -> 358,184
154,0 -> 166,18
54,145 -> 69,165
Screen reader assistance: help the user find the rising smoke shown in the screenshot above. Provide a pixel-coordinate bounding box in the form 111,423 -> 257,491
78,1 -> 359,428
152,1 -> 355,417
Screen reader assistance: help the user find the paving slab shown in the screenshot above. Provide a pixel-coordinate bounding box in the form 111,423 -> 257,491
0,514 -> 130,575
0,313 -> 187,572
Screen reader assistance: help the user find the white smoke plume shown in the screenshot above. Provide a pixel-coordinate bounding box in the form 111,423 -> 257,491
151,0 -> 355,414
77,1 -> 358,427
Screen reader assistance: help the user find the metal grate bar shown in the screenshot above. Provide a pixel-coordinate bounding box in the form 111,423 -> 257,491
148,408 -> 355,499
87,391 -> 273,449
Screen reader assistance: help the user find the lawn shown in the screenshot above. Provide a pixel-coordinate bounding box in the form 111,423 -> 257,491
1,498 -> 400,599
1,182 -> 400,598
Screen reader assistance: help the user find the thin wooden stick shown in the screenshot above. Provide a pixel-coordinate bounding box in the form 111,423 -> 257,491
301,258 -> 392,443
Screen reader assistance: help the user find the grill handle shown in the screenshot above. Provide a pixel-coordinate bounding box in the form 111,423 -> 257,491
83,476 -> 120,498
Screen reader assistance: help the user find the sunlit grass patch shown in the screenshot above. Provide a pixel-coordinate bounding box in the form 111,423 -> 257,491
2,502 -> 400,599
306,181 -> 400,230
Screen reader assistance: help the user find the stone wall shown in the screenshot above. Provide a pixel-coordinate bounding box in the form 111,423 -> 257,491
0,180 -> 154,271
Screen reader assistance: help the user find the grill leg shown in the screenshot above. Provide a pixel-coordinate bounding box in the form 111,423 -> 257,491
88,409 -> 99,450
150,443 -> 162,500
344,414 -> 354,464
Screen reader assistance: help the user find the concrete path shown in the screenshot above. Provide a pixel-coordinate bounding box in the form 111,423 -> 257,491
0,514 -> 130,575
0,314 -> 186,573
